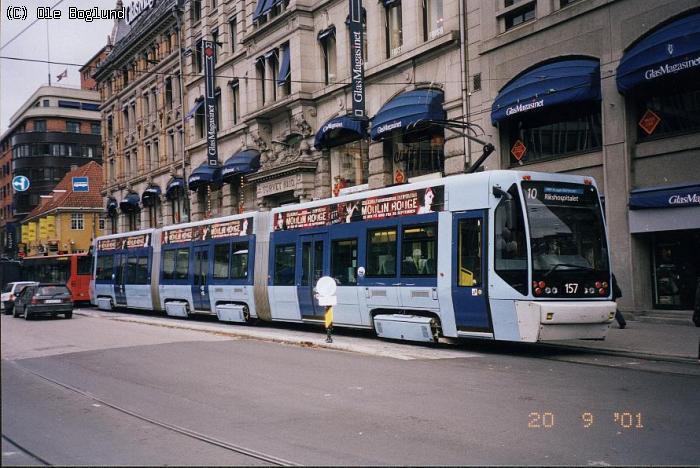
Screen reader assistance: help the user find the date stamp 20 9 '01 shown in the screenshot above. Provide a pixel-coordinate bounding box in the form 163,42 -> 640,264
528,411 -> 644,430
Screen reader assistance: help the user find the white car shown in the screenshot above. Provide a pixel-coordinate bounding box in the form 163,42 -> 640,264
2,282 -> 39,315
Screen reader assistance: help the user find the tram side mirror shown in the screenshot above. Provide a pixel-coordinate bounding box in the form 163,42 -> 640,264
493,186 -> 518,230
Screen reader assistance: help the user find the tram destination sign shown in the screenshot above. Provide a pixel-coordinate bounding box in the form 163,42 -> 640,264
97,233 -> 151,251
274,186 -> 444,231
162,218 -> 253,245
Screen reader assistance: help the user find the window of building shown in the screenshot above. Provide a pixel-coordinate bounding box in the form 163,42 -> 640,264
153,139 -> 159,167
81,146 -> 95,158
230,242 -> 249,279
34,120 -> 46,132
273,244 -> 296,285
71,213 -> 84,230
423,0 -> 444,41
229,16 -> 237,54
230,80 -> 239,125
165,78 -> 173,110
107,116 -> 113,138
43,99 -> 50,107
494,184 -> 527,294
367,228 -> 397,276
652,230 -> 700,310
194,39 -> 203,73
66,121 -> 80,133
98,217 -> 105,230
385,2 -> 403,58
505,101 -> 602,165
91,122 -> 101,135
215,88 -> 221,130
401,224 -> 437,277
330,140 -> 368,194
635,77 -> 700,141
168,132 -> 176,162
386,128 -> 445,181
256,58 -> 266,106
143,93 -> 150,119
319,29 -> 337,85
331,238 -> 358,285
211,0 -> 217,9
268,51 -> 278,102
127,211 -> 139,231
559,0 -> 582,7
191,0 -> 202,22
195,99 -> 205,139
504,2 -> 535,30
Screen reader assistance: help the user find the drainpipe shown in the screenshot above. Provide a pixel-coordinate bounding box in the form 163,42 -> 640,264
458,0 -> 471,170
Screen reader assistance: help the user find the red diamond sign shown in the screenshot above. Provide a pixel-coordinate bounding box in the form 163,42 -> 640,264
205,46 -> 214,57
511,139 -> 527,161
639,109 -> 661,135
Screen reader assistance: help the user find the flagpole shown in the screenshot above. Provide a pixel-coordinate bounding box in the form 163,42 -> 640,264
46,19 -> 51,86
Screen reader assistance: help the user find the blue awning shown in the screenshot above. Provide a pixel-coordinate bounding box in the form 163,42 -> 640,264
370,89 -> 445,140
277,44 -> 290,86
318,25 -> 336,41
119,193 -> 140,212
221,150 -> 261,181
141,185 -> 162,207
491,58 -> 601,125
165,178 -> 185,199
253,0 -> 274,20
617,12 -> 700,94
188,164 -> 222,191
629,183 -> 700,210
106,197 -> 118,213
314,115 -> 369,150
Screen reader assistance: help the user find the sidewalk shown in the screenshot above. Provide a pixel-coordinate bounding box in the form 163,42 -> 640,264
548,320 -> 700,362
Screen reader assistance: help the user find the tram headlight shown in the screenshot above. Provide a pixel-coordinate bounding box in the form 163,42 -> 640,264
538,281 -> 546,289
598,288 -> 606,296
595,281 -> 602,289
551,287 -> 558,294
545,287 -> 551,294
534,287 -> 542,295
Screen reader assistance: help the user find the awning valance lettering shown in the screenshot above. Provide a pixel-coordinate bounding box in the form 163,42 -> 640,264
314,115 -> 369,150
616,12 -> 700,94
629,183 -> 700,210
141,185 -> 162,207
165,178 -> 185,199
119,192 -> 140,212
221,150 -> 261,181
188,164 -> 222,191
491,58 -> 601,125
370,89 -> 445,141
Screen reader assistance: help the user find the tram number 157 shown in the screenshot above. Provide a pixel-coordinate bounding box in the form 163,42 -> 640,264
565,283 -> 579,294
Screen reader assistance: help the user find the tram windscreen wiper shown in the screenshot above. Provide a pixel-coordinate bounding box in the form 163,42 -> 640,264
543,263 -> 594,278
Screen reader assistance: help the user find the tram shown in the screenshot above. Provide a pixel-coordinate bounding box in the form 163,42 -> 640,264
91,170 -> 617,343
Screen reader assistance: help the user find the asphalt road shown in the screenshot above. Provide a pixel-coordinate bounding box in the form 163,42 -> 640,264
2,311 -> 699,466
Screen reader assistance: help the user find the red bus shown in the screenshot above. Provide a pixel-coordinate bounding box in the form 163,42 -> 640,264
21,253 -> 93,303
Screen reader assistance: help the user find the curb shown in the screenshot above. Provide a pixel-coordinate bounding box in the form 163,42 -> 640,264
539,342 -> 698,365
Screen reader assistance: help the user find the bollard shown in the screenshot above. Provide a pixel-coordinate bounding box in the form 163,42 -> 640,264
325,305 -> 333,343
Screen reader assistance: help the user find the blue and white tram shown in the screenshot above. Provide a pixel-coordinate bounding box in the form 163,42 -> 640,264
91,170 -> 616,343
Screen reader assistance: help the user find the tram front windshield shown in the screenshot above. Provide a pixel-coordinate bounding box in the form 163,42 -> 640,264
522,181 -> 609,298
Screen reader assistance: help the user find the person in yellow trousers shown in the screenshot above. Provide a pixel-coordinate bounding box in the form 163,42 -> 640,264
325,306 -> 333,343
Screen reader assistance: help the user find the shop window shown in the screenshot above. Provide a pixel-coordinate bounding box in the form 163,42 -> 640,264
127,210 -> 139,231
330,140 -> 368,195
503,2 -> 535,30
401,224 -> 437,277
652,231 -> 700,310
331,238 -> 358,285
385,2 -> 403,58
230,242 -> 249,279
170,194 -> 186,224
635,77 -> 700,141
386,129 -> 445,181
423,0 -> 444,41
273,244 -> 296,285
367,228 -> 397,277
213,243 -> 230,278
506,102 -> 602,165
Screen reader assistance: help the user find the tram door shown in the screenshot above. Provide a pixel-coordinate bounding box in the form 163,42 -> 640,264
452,211 -> 491,331
297,233 -> 328,319
113,253 -> 128,306
192,246 -> 211,311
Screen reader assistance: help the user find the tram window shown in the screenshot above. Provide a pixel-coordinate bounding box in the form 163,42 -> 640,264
367,228 -> 397,276
332,239 -> 358,285
96,255 -> 114,280
273,244 -> 296,286
230,242 -> 249,279
458,218 -> 481,287
494,184 -> 527,294
175,248 -> 190,280
213,243 -> 230,279
127,255 -> 149,284
138,256 -> 149,284
401,224 -> 437,277
78,255 -> 93,275
162,249 -> 176,280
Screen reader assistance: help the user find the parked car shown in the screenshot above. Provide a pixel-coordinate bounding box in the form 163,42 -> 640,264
1,281 -> 38,315
13,284 -> 73,320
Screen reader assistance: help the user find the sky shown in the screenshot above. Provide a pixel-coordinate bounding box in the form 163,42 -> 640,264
0,0 -> 114,133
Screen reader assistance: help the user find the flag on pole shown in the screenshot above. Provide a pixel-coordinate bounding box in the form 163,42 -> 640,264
56,69 -> 68,82
184,99 -> 204,121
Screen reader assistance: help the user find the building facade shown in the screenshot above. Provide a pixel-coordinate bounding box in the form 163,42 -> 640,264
95,0 -> 699,318
0,86 -> 102,257
20,161 -> 105,256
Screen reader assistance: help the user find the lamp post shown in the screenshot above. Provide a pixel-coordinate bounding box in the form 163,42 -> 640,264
174,4 -> 190,223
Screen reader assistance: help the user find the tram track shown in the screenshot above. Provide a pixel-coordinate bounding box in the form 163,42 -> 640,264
6,360 -> 300,467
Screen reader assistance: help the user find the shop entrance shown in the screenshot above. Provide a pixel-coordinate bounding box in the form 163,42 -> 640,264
652,229 -> 700,310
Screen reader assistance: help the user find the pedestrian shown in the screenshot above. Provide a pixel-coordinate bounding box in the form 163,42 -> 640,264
692,276 -> 700,328
612,273 -> 626,329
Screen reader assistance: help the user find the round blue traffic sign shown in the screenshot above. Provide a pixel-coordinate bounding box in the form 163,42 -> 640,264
12,175 -> 30,192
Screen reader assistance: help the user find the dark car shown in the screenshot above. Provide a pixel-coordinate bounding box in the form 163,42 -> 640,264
1,281 -> 38,314
13,284 -> 73,320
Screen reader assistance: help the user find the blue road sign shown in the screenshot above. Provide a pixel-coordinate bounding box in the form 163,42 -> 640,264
12,175 -> 30,192
72,177 -> 89,192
